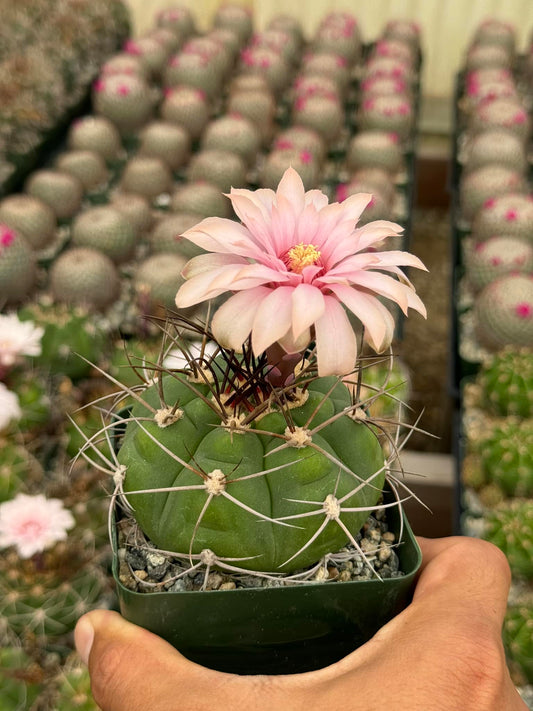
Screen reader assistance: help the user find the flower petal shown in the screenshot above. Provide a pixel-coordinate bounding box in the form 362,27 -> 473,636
327,284 -> 395,352
291,284 -> 325,340
372,250 -> 428,272
212,287 -> 271,351
182,253 -> 247,279
182,217 -> 266,259
251,286 -> 294,355
314,296 -> 358,376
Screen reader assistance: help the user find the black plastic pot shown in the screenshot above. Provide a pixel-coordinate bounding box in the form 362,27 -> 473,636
112,496 -> 422,675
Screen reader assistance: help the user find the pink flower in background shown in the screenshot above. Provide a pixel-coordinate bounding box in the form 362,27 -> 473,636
0,494 -> 75,558
0,313 -> 43,368
176,167 -> 426,376
0,383 -> 21,431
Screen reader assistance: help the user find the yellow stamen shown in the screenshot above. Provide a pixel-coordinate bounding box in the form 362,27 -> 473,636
286,243 -> 321,274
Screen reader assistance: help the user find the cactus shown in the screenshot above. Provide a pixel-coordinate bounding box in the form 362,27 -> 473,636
0,439 -> 43,503
202,114 -> 261,167
170,181 -> 232,218
97,167 -> 426,580
120,156 -> 173,201
213,4 -> 253,45
148,213 -> 205,258
475,346 -> 533,418
163,51 -> 223,100
473,417 -> 533,498
474,273 -> 533,351
110,192 -> 153,238
300,51 -> 351,93
462,128 -> 527,174
274,125 -> 326,164
160,85 -> 210,141
92,73 -> 154,136
25,169 -> 84,221
52,659 -> 99,710
482,499 -> 533,580
346,131 -> 404,175
239,46 -> 292,95
19,301 -> 106,380
471,192 -> 533,243
358,95 -> 414,142
0,224 -> 37,305
459,165 -> 525,222
260,148 -> 320,190
227,88 -> 276,146
138,120 -> 191,172
123,37 -> 170,80
357,356 -> 411,423
187,149 -> 247,193
0,194 -> 56,251
134,253 -> 191,316
68,115 -> 123,163
71,206 -> 137,264
0,647 -> 43,710
5,369 -> 51,435
465,235 -> 533,293
55,150 -> 109,193
470,98 -> 530,142
49,247 -> 121,312
503,595 -> 533,686
292,92 -> 345,144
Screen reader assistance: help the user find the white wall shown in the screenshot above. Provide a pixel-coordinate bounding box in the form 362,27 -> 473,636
124,0 -> 533,100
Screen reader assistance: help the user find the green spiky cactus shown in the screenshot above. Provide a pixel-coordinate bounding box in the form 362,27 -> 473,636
52,660 -> 99,711
116,359 -> 387,573
474,417 -> 533,498
120,156 -> 173,201
148,213 -> 205,258
170,181 -> 232,218
19,301 -> 106,380
0,544 -> 108,639
260,148 -> 320,190
71,206 -> 137,264
68,115 -> 123,164
160,86 -> 210,142
201,115 -> 261,167
92,73 -> 154,136
187,149 -> 247,193
5,369 -> 50,435
482,499 -> 533,580
25,169 -> 84,221
55,150 -> 109,193
357,357 -> 411,423
138,121 -> 191,172
49,247 -> 121,312
475,347 -> 533,418
134,253 -> 189,313
292,93 -> 345,144
0,439 -> 43,503
503,596 -> 533,686
163,51 -> 224,100
0,647 -> 43,710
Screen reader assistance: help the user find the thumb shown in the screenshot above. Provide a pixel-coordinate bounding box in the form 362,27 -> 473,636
75,610 -> 224,711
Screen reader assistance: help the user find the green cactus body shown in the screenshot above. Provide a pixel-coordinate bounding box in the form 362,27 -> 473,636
19,302 -> 105,380
164,52 -> 223,100
0,224 -> 36,305
474,274 -> 533,351
358,357 -> 411,422
55,150 -> 109,192
260,149 -> 320,191
476,347 -> 533,418
71,206 -> 137,264
110,192 -> 154,238
53,662 -> 99,711
134,254 -> 191,314
202,115 -> 261,167
227,88 -> 275,146
482,499 -> 533,580
120,156 -> 173,201
148,213 -> 205,258
49,247 -> 121,312
118,373 -> 386,573
503,598 -> 533,685
292,93 -> 344,144
92,73 -> 154,136
138,121 -> 191,172
170,181 -> 232,218
187,149 -> 247,193
0,194 -> 57,251
346,131 -> 404,175
68,116 -> 123,163
471,192 -> 533,243
160,86 -> 210,141
7,369 -> 50,434
477,418 -> 533,497
0,647 -> 43,710
0,549 -> 107,638
0,439 -> 43,503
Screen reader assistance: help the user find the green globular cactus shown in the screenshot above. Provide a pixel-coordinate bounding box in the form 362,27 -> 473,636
25,169 -> 84,221
201,115 -> 261,168
68,115 -> 123,164
357,357 -> 411,423
92,73 -> 155,136
0,647 -> 43,710
19,301 -> 106,380
71,206 -> 137,264
170,181 -> 233,218
292,93 -> 345,145
345,131 -> 404,175
482,499 -> 533,580
0,223 -> 37,305
0,546 -> 108,639
134,253 -> 190,314
52,660 -> 99,711
260,148 -> 320,190
475,346 -> 533,418
116,365 -> 386,574
138,120 -> 191,172
0,439 -> 43,503
188,149 -> 247,193
0,194 -> 57,251
148,213 -> 205,258
465,236 -> 533,293
55,150 -> 109,193
6,369 -> 50,435
475,417 -> 533,498
160,85 -> 210,142
503,596 -> 533,686
120,156 -> 173,201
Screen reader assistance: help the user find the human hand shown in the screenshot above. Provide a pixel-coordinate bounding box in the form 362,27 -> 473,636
75,537 -> 528,711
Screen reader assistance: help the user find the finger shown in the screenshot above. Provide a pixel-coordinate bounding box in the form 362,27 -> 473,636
75,610 -> 230,711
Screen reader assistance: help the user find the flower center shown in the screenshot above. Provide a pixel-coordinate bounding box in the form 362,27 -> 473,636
285,243 -> 321,274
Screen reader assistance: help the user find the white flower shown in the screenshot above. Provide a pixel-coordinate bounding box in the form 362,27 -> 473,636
163,340 -> 218,370
0,313 -> 44,368
0,494 -> 75,558
0,382 -> 21,431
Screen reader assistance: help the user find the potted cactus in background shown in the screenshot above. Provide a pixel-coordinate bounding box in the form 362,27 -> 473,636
82,168 -> 427,674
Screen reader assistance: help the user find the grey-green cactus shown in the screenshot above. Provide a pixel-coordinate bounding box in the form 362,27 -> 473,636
0,194 -> 56,251
71,206 -> 137,264
0,647 -> 43,710
474,273 -> 533,351
465,236 -> 533,293
187,149 -> 247,193
120,156 -> 173,201
170,181 -> 232,218
25,169 -> 84,221
0,224 -> 37,305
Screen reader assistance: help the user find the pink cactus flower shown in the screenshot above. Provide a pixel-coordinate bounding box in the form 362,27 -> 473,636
0,226 -> 15,247
116,84 -> 131,96
505,209 -> 518,221
0,494 -> 75,559
484,197 -> 496,209
175,167 -> 426,376
300,150 -> 312,164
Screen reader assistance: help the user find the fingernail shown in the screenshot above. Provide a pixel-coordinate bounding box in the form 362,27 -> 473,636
75,615 -> 95,666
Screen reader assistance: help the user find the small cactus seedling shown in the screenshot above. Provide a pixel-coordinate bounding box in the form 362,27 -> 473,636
475,346 -> 533,418
49,247 -> 121,312
89,168 -> 427,582
503,595 -> 533,686
474,273 -> 533,351
71,206 -> 137,264
0,194 -> 56,251
482,498 -> 533,581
